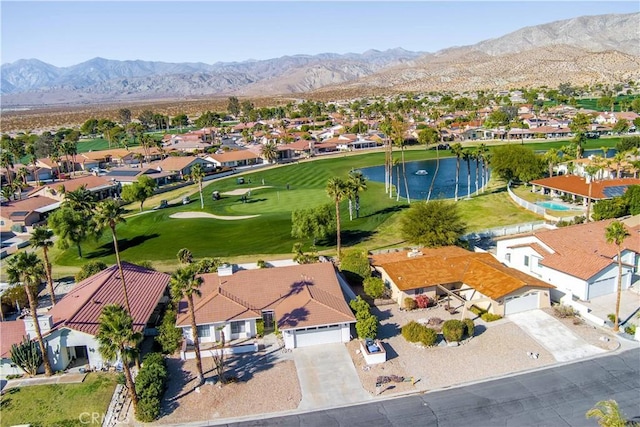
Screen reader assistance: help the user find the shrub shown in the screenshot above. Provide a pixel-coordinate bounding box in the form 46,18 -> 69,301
553,304 -> 576,318
257,259 -> 268,268
415,294 -> 430,309
156,309 -> 182,354
340,250 -> 372,286
10,336 -> 43,377
607,313 -> 617,324
75,260 -> 108,282
463,318 -> 475,338
481,312 -> 503,322
624,324 -> 636,335
136,260 -> 155,270
349,296 -> 371,318
469,305 -> 486,316
135,352 -> 167,422
403,297 -> 417,311
363,277 -> 385,300
256,319 -> 265,337
355,313 -> 378,339
442,319 -> 465,342
401,321 -> 437,346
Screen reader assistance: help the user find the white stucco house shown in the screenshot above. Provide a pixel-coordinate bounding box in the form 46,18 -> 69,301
496,216 -> 640,301
176,262 -> 356,352
0,263 -> 169,377
371,246 -> 555,317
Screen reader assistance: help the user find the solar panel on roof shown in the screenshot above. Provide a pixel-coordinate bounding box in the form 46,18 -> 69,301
10,211 -> 28,217
603,185 -> 629,198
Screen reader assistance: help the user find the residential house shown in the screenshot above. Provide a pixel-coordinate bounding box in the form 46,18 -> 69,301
496,217 -> 640,301
176,262 -> 356,351
0,195 -> 59,232
104,167 -> 175,186
29,175 -> 120,202
0,320 -> 28,377
529,175 -> 640,205
0,263 -> 170,375
371,247 -> 554,316
156,156 -> 215,179
208,150 -> 262,168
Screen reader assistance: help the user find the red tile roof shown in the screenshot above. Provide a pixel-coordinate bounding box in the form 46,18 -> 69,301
509,218 -> 640,280
0,195 -> 59,219
209,150 -> 261,162
0,320 -> 26,358
372,247 -> 554,299
530,176 -> 640,200
176,263 -> 355,330
47,262 -> 169,336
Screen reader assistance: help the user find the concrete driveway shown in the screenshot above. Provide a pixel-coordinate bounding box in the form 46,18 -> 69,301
293,343 -> 371,410
509,310 -> 605,362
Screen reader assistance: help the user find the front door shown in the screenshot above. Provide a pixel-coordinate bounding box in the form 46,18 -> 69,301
262,311 -> 275,333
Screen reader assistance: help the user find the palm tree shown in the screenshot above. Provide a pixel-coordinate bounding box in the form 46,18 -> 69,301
261,141 -> 278,164
426,142 -> 440,203
379,118 -> 393,197
170,267 -> 204,385
64,185 -> 95,213
483,151 -> 492,193
6,252 -> 54,376
0,151 -> 15,187
29,228 -> 56,306
326,177 -> 348,262
391,119 -> 410,204
543,148 -> 561,179
1,184 -> 14,201
605,221 -> 631,332
177,248 -> 193,265
96,304 -> 142,412
95,199 -> 131,314
584,164 -> 601,223
462,149 -> 473,199
347,170 -> 367,219
190,163 -> 205,209
586,399 -> 628,427
612,151 -> 626,178
450,143 -> 464,202
26,142 -> 40,186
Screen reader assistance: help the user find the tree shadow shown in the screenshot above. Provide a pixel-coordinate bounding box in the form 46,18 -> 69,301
85,233 -> 160,258
371,306 -> 394,322
160,357 -> 198,417
278,307 -> 310,329
364,205 -> 407,218
381,341 -> 400,361
243,198 -> 266,204
472,324 -> 487,337
341,229 -> 375,246
377,321 -> 401,340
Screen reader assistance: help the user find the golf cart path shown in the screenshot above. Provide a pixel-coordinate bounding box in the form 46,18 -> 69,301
169,212 -> 259,220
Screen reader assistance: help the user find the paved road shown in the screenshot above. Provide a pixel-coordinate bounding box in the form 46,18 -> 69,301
214,348 -> 640,427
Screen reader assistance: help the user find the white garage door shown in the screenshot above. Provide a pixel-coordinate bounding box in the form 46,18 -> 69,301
588,275 -> 621,300
294,325 -> 342,348
505,292 -> 539,315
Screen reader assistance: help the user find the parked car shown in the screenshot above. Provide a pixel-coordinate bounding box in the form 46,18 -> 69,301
182,196 -> 191,205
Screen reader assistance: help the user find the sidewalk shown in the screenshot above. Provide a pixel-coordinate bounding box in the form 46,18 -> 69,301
2,372 -> 87,391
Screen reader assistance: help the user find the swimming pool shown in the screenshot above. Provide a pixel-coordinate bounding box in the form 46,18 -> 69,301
535,201 -> 578,211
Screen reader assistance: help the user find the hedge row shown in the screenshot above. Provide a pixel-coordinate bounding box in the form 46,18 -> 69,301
135,353 -> 168,422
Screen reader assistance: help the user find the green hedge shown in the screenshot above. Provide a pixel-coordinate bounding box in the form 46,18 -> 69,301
340,250 -> 372,286
135,353 -> 167,422
442,319 -> 465,342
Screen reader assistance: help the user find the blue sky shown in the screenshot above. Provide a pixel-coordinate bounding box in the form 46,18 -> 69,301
1,1 -> 638,67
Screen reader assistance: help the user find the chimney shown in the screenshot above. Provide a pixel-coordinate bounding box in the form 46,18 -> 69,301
24,315 -> 53,339
218,264 -> 233,277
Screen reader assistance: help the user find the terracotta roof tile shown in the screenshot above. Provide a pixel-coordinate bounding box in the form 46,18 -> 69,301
47,262 -> 169,336
530,176 -> 640,199
209,150 -> 261,162
373,247 -> 554,299
0,195 -> 59,218
0,320 -> 26,358
178,263 -> 355,331
157,156 -> 200,171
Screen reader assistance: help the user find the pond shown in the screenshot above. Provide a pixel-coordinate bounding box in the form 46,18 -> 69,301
359,157 -> 488,200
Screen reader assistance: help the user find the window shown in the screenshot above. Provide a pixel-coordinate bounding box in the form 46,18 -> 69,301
524,255 -> 529,267
196,325 -> 210,338
231,321 -> 246,334
505,253 -> 511,262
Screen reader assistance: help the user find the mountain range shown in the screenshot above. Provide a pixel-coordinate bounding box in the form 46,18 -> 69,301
1,12 -> 639,108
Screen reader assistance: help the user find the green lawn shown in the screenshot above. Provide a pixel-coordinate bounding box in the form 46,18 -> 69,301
0,373 -> 117,427
49,148 -> 549,269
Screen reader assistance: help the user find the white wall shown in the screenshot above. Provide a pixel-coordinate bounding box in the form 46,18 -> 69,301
181,319 -> 257,345
45,328 -> 104,371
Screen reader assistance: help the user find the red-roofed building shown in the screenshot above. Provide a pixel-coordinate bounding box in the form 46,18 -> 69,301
0,195 -> 59,232
371,247 -> 554,316
0,320 -> 27,377
496,216 -> 640,301
176,262 -> 355,351
4,263 -> 171,373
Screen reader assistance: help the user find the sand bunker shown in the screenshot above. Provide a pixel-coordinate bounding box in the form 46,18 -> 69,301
222,186 -> 272,196
169,212 -> 259,220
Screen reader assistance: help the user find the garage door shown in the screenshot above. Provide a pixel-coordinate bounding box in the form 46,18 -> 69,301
588,275 -> 621,300
294,325 -> 342,348
505,292 -> 539,316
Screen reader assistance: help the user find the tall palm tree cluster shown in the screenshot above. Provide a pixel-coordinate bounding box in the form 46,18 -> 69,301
325,170 -> 368,262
